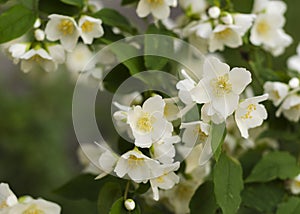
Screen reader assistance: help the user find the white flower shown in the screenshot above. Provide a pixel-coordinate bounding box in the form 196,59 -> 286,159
289,174 -> 300,195
276,94 -> 300,122
7,198 -> 61,214
200,103 -> 225,124
0,183 -> 18,209
250,0 -> 292,56
47,44 -> 66,64
163,98 -> 180,121
176,69 -> 197,105
127,95 -> 171,148
235,94 -> 268,139
191,57 -> 252,119
66,43 -> 96,73
77,143 -> 104,175
288,44 -> 300,73
8,43 -> 29,64
78,16 -> 104,45
34,29 -> 45,41
263,81 -> 289,106
20,48 -> 57,73
150,123 -> 180,164
208,6 -> 221,19
150,162 -> 180,201
136,0 -> 177,20
114,149 -> 161,183
97,149 -> 118,179
289,78 -> 300,89
45,14 -> 80,51
179,0 -> 207,15
180,121 -> 210,147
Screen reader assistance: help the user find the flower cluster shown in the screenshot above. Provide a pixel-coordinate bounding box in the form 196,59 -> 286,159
0,183 -> 60,213
264,77 -> 300,122
177,57 -> 268,138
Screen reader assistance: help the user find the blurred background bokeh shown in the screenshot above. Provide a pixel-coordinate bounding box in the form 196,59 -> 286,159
1,0 -> 300,213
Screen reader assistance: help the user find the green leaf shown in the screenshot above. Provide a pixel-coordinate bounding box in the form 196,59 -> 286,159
60,0 -> 84,7
19,0 -> 39,10
54,174 -> 102,201
93,8 -> 136,34
210,122 -> 226,161
0,0 -> 9,4
241,182 -> 285,213
55,174 -> 125,201
144,24 -> 175,71
121,0 -> 138,5
109,42 -> 144,75
110,197 -> 141,214
190,181 -> 218,214
246,151 -> 300,183
277,197 -> 300,214
239,149 -> 263,179
213,153 -> 244,214
0,4 -> 36,44
98,182 -> 122,214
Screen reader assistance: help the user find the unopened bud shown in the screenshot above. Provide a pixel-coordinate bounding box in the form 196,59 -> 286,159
208,6 -> 221,19
124,199 -> 135,211
34,29 -> 45,41
289,77 -> 300,89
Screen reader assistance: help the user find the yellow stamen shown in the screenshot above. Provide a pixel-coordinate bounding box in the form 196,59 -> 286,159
147,0 -> 163,5
137,113 -> 153,133
0,201 -> 8,209
23,205 -> 45,214
215,28 -> 232,40
58,19 -> 75,35
241,104 -> 257,120
257,20 -> 270,35
193,125 -> 208,142
211,74 -> 232,96
128,155 -> 144,168
81,21 -> 94,33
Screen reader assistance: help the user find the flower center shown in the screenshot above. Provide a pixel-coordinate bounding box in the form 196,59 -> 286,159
137,113 -> 153,133
0,201 -> 8,209
58,19 -> 75,35
215,28 -> 232,40
241,104 -> 257,120
211,74 -> 232,96
81,21 -> 94,33
30,54 -> 43,63
23,205 -> 45,214
147,0 -> 163,6
128,155 -> 144,168
257,20 -> 270,35
291,104 -> 300,111
193,126 -> 208,142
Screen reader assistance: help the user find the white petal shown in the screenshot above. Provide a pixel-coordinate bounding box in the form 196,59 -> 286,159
203,57 -> 230,78
229,67 -> 252,94
212,93 -> 239,119
151,4 -> 170,20
143,95 -> 165,114
136,0 -> 151,18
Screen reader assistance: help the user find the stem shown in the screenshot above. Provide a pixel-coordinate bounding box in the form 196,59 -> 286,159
124,181 -> 130,200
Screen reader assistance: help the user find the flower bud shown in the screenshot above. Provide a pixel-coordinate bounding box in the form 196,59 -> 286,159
221,14 -> 233,25
33,18 -> 41,28
34,29 -> 45,41
289,77 -> 300,89
208,6 -> 221,19
124,199 -> 135,211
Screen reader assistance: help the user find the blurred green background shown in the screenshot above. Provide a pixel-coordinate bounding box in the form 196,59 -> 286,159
1,0 -> 300,213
